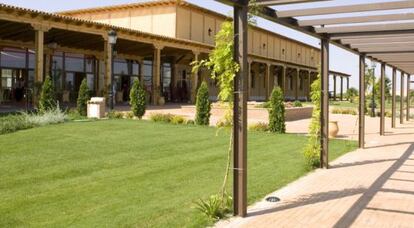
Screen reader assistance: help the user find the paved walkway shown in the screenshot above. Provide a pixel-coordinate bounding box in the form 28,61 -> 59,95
216,119 -> 414,228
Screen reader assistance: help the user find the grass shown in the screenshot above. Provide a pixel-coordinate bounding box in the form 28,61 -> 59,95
0,120 -> 357,227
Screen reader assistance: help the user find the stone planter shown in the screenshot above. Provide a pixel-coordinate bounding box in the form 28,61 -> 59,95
329,121 -> 339,138
285,107 -> 313,121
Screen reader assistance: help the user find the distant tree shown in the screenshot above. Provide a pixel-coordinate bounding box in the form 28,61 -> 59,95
195,81 -> 211,126
268,87 -> 285,133
129,80 -> 146,119
38,76 -> 56,113
77,78 -> 90,116
346,87 -> 358,103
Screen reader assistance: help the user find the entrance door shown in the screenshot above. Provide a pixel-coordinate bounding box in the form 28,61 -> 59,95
1,68 -> 29,105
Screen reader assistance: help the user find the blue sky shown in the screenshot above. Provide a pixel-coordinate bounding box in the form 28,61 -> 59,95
0,0 -> 406,93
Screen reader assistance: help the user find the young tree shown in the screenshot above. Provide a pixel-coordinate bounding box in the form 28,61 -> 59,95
195,81 -> 211,125
303,73 -> 321,169
268,87 -> 285,133
77,78 -> 90,116
38,76 -> 56,113
129,80 -> 146,119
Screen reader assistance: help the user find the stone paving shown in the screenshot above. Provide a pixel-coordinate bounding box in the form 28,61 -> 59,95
215,119 -> 414,227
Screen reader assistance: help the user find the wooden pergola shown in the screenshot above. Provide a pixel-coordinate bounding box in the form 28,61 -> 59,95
216,0 -> 414,217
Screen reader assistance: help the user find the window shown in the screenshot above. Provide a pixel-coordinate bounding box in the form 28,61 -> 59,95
143,60 -> 152,89
1,49 -> 26,68
289,76 -> 293,90
299,75 -> 303,90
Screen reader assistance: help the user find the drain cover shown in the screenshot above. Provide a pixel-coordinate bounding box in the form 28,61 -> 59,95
265,196 -> 280,203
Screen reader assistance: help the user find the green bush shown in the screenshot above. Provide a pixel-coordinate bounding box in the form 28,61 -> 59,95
77,78 -> 90,116
38,76 -> 56,113
149,113 -> 174,123
186,119 -> 195,125
195,193 -> 232,221
249,122 -> 269,132
293,100 -> 303,107
195,81 -> 211,125
0,107 -> 67,135
303,74 -> 321,169
268,87 -> 286,133
125,112 -> 135,119
332,108 -> 357,115
129,80 -> 146,119
171,115 -> 186,125
107,111 -> 124,119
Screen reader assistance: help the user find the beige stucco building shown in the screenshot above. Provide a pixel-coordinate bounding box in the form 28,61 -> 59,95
0,0 -> 349,108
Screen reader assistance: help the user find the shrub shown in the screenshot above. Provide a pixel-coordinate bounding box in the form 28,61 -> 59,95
195,81 -> 211,125
0,107 -> 67,135
149,113 -> 174,123
171,115 -> 186,125
107,111 -> 124,119
129,80 -> 146,119
38,76 -> 56,113
186,119 -> 195,125
346,87 -> 358,103
303,73 -> 321,169
77,78 -> 90,116
195,193 -> 232,221
125,112 -> 135,119
249,122 -> 269,132
332,108 -> 357,115
216,110 -> 232,128
268,87 -> 286,133
293,100 -> 303,107
24,107 -> 67,126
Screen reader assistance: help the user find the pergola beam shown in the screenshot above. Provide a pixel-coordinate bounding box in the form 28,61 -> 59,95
316,22 -> 414,34
256,0 -> 329,6
351,42 -> 414,49
277,1 -> 414,17
341,36 -> 414,44
299,13 -> 414,26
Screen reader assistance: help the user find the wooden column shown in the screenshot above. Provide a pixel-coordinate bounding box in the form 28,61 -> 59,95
407,75 -> 411,121
359,55 -> 366,148
233,2 -> 248,217
33,25 -> 48,106
333,74 -> 337,101
340,76 -> 344,101
152,44 -> 163,105
346,77 -> 350,101
320,38 -> 329,169
190,51 -> 200,104
295,69 -> 299,101
392,67 -> 397,128
401,72 -> 405,124
380,63 -> 385,136
266,63 -> 271,100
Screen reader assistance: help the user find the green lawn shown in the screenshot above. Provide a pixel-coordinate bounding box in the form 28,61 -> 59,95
0,120 -> 357,227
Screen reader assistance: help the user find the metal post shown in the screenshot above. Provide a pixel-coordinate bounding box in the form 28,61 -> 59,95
407,75 -> 411,121
371,66 -> 376,118
380,63 -> 385,136
320,38 -> 329,169
401,73 -> 405,124
347,77 -> 350,101
392,68 -> 397,128
233,2 -> 248,217
359,55 -> 366,148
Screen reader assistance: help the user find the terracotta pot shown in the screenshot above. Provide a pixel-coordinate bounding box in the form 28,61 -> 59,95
329,121 -> 339,138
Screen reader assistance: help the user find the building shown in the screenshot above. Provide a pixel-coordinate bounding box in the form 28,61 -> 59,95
0,0 -> 349,109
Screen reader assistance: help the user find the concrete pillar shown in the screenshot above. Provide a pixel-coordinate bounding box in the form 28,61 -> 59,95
190,51 -> 200,104
401,73 -> 405,124
392,68 -> 397,128
152,44 -> 163,105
